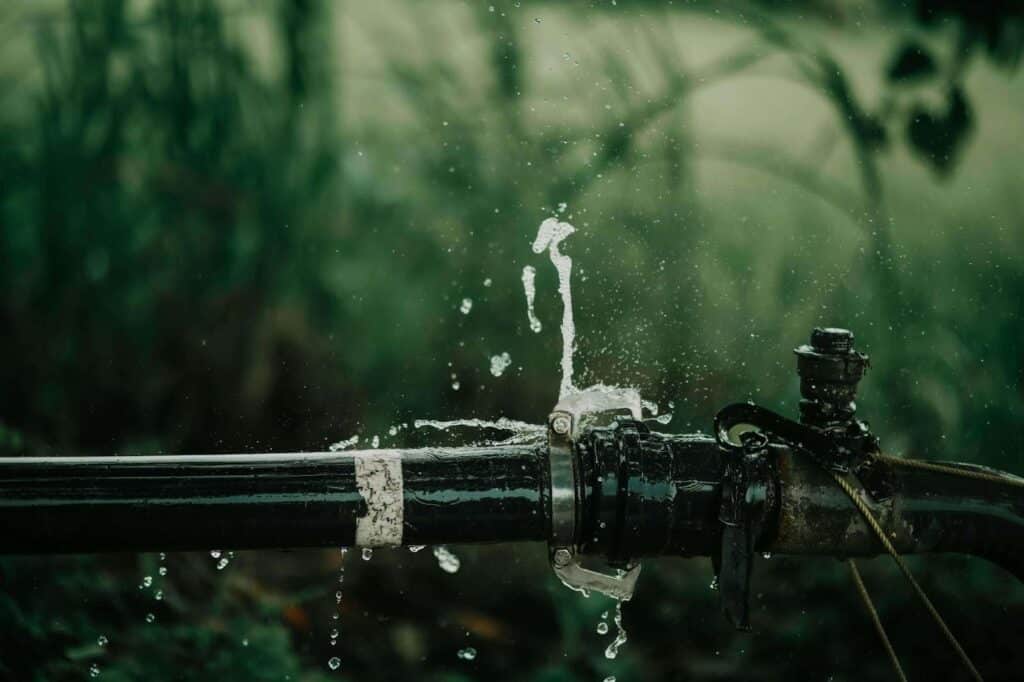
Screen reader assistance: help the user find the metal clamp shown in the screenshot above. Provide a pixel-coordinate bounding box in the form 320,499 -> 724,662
547,391 -> 642,601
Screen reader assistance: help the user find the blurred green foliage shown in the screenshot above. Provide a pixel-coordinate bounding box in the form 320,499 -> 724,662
1,0 -> 1023,680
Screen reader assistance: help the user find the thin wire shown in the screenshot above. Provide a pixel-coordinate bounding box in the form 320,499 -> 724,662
832,472 -> 984,682
847,559 -> 908,682
874,452 -> 1024,489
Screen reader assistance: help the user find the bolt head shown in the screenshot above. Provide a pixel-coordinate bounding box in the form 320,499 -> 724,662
553,548 -> 573,567
550,415 -> 571,436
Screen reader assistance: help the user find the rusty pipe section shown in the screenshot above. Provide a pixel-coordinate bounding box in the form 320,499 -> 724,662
768,448 -> 1024,580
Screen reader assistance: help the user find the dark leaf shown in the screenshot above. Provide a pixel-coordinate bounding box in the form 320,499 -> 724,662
887,41 -> 937,83
906,86 -> 973,175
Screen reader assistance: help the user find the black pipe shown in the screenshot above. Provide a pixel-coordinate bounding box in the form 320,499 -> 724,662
0,447 -> 548,554
770,450 -> 1024,580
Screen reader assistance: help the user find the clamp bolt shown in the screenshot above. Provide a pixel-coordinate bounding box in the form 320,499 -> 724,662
551,415 -> 571,436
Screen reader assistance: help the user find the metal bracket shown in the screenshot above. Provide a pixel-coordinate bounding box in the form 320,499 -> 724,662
547,391 -> 643,601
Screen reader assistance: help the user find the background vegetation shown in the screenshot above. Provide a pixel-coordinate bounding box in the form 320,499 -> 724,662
1,0 -> 1023,679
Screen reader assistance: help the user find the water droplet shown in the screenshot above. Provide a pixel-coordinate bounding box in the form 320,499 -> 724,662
604,677 -> 616,682
242,638 -> 249,647
433,545 -> 461,574
709,575 -> 720,591
483,278 -> 492,287
489,352 -> 512,377
451,380 -> 461,391
596,621 -> 609,635
89,663 -> 101,678
459,298 -> 473,314
408,545 -> 426,553
762,552 -> 772,559
361,547 -> 373,561
97,635 -> 108,647
145,613 -> 156,624
521,266 -> 542,333
457,647 -> 477,661
216,557 -> 230,570
141,576 -> 152,588
327,656 -> 341,671
210,550 -> 221,559
371,435 -> 380,448
158,552 -> 166,560
604,601 -> 628,659
158,566 -> 167,576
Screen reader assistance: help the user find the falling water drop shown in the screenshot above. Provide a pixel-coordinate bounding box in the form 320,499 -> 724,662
89,663 -> 101,678
604,601 -> 628,659
460,298 -> 473,314
408,545 -> 426,553
210,550 -> 221,559
433,545 -> 461,574
521,266 -> 542,333
97,635 -> 108,647
489,352 -> 512,377
216,557 -> 230,570
327,656 -> 341,671
596,621 -> 609,635
457,647 -> 477,661
145,613 -> 155,624
361,547 -> 374,561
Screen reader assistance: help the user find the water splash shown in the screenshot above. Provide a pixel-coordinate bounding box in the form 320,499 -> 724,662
433,545 -> 461,574
329,435 -> 359,452
531,217 -> 577,398
604,601 -> 628,659
489,352 -> 512,377
329,548 -> 348,666
413,417 -> 545,445
521,266 -> 541,333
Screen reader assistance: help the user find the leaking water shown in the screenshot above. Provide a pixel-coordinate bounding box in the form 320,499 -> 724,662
489,352 -> 512,377
412,417 -> 545,446
432,545 -> 461,574
531,217 -> 577,398
329,435 -> 359,451
328,548 -> 348,670
521,265 -> 542,333
604,601 -> 628,660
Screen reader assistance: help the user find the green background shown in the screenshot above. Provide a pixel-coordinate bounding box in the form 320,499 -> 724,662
1,0 -> 1023,680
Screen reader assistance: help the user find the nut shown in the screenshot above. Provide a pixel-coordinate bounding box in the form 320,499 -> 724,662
550,414 -> 571,436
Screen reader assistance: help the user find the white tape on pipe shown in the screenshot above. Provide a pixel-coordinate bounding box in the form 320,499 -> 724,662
354,451 -> 404,547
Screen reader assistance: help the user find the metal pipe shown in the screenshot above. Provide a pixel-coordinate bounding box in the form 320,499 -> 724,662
0,446 -> 549,554
769,449 -> 1024,580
